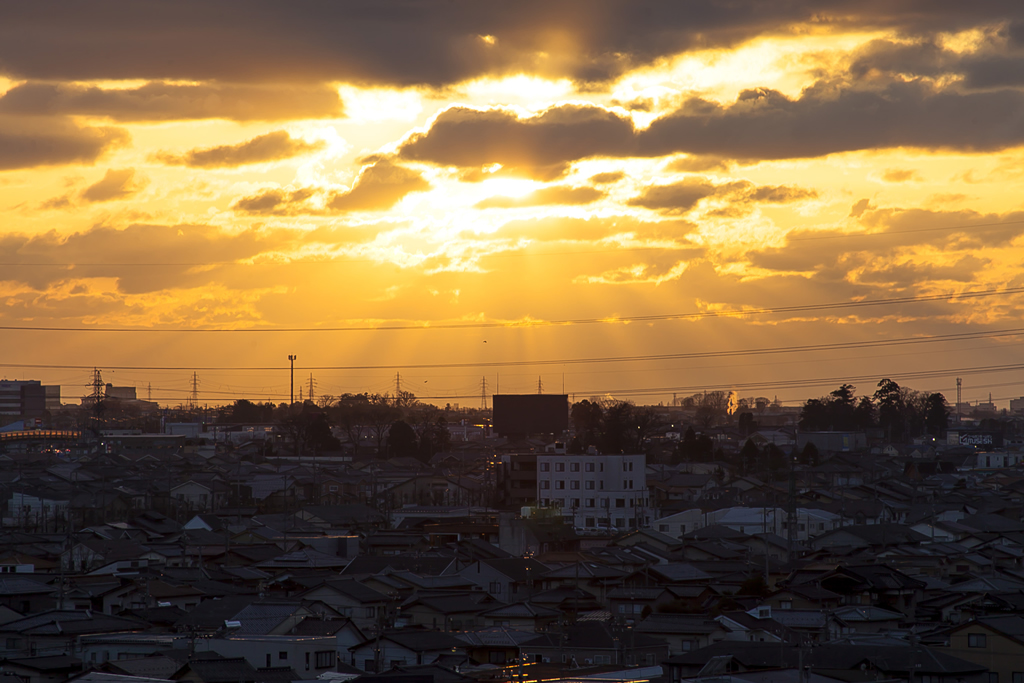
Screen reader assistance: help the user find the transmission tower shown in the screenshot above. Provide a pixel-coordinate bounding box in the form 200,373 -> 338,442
89,368 -> 105,404
308,374 -> 316,403
480,376 -> 488,410
537,376 -> 543,394
394,371 -> 402,406
187,372 -> 199,410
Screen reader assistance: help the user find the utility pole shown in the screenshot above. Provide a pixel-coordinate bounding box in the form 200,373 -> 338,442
288,355 -> 297,405
956,377 -> 962,424
147,382 -> 152,402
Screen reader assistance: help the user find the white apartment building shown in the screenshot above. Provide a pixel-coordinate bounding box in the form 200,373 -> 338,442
535,453 -> 649,531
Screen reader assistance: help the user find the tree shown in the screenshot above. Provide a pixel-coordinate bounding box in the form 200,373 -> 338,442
800,441 -> 820,467
737,412 -> 758,438
739,439 -> 760,475
694,391 -> 730,428
875,378 -> 906,442
417,415 -> 452,462
570,400 -> 604,452
676,427 -> 714,463
924,393 -> 949,437
365,394 -> 399,456
387,420 -> 418,459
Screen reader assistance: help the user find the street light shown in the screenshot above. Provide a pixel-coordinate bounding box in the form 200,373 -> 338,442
288,355 -> 297,405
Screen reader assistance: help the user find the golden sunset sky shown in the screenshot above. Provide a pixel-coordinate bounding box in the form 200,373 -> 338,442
3,2 -> 1024,408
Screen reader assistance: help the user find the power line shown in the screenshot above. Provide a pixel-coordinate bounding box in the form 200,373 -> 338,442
3,325 -> 1024,373
91,359 -> 1024,403
1,286 -> 1021,334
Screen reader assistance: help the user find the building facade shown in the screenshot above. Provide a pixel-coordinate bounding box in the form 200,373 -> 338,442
535,453 -> 649,531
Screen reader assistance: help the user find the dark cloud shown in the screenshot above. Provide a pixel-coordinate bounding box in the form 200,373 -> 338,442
327,159 -> 430,211
0,116 -> 128,170
1,2 -> 1021,87
742,184 -> 818,203
403,77 -> 1024,169
155,131 -> 325,168
666,156 -> 732,173
475,185 -> 604,209
399,105 -> 637,170
638,82 -> 1024,159
627,178 -> 815,213
627,178 -> 722,214
81,168 -> 148,202
857,255 -> 986,286
0,82 -> 343,122
232,160 -> 429,215
588,171 -> 625,184
232,188 -> 317,216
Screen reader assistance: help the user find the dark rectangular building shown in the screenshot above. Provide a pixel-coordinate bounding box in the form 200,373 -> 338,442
493,394 -> 568,437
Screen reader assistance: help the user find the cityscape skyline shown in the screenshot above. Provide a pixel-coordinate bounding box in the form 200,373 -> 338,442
3,4 -> 1024,408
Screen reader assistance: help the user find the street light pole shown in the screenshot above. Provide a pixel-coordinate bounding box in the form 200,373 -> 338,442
288,355 -> 297,405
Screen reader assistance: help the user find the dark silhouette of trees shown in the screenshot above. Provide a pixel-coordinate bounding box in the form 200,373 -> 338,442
923,392 -> 949,437
417,415 -> 452,461
800,384 -> 875,432
676,426 -> 714,463
387,419 -> 418,458
737,412 -> 758,438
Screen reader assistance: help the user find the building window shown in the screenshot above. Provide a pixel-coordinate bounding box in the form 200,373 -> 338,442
571,481 -> 580,490
780,600 -> 792,610
585,463 -> 594,472
586,517 -> 595,527
279,652 -> 288,660
315,652 -> 335,668
659,524 -> 668,532
540,463 -> 550,472
584,481 -> 593,490
489,581 -> 502,593
623,463 -> 628,471
540,499 -> 549,506
969,633 -> 987,648
571,498 -> 580,507
616,498 -> 625,507
570,463 -> 580,472
586,499 -> 595,507
599,463 -> 604,472
555,481 -> 565,489
555,463 -> 565,472
540,481 -> 550,489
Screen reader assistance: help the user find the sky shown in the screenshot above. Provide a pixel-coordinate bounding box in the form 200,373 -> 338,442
3,1 -> 1024,410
